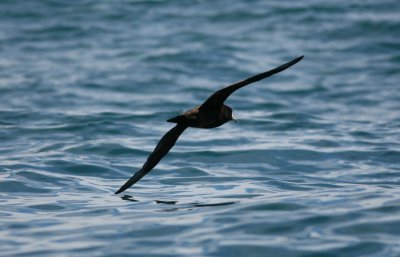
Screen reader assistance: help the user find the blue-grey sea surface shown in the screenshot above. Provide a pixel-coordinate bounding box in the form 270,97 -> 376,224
1,0 -> 400,256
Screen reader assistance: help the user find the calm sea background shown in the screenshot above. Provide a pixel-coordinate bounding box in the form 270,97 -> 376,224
1,0 -> 400,256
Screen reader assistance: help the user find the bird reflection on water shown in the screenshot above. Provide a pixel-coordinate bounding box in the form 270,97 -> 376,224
121,194 -> 237,211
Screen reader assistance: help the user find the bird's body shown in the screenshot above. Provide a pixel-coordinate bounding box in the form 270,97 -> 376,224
115,56 -> 303,194
167,104 -> 233,129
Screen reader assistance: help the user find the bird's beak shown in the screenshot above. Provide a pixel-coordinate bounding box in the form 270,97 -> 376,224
231,114 -> 237,122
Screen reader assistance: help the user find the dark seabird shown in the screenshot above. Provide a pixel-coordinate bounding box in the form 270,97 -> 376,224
115,56 -> 303,194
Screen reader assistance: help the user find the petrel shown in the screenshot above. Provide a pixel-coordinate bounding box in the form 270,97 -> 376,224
115,56 -> 303,194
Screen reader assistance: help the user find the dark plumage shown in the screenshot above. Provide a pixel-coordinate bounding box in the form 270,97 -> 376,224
115,56 -> 303,194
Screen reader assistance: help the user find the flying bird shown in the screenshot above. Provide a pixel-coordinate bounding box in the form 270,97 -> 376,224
115,55 -> 303,194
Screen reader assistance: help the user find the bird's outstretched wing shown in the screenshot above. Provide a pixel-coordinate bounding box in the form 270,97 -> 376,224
200,56 -> 304,111
115,124 -> 187,194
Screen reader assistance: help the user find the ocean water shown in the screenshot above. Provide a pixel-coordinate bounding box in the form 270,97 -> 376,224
1,0 -> 400,256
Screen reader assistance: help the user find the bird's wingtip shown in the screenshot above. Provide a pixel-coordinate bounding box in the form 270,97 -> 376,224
294,55 -> 304,62
115,188 -> 123,194
115,183 -> 130,194
285,55 -> 304,68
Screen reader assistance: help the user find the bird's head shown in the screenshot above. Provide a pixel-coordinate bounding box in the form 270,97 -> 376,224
223,105 -> 236,123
